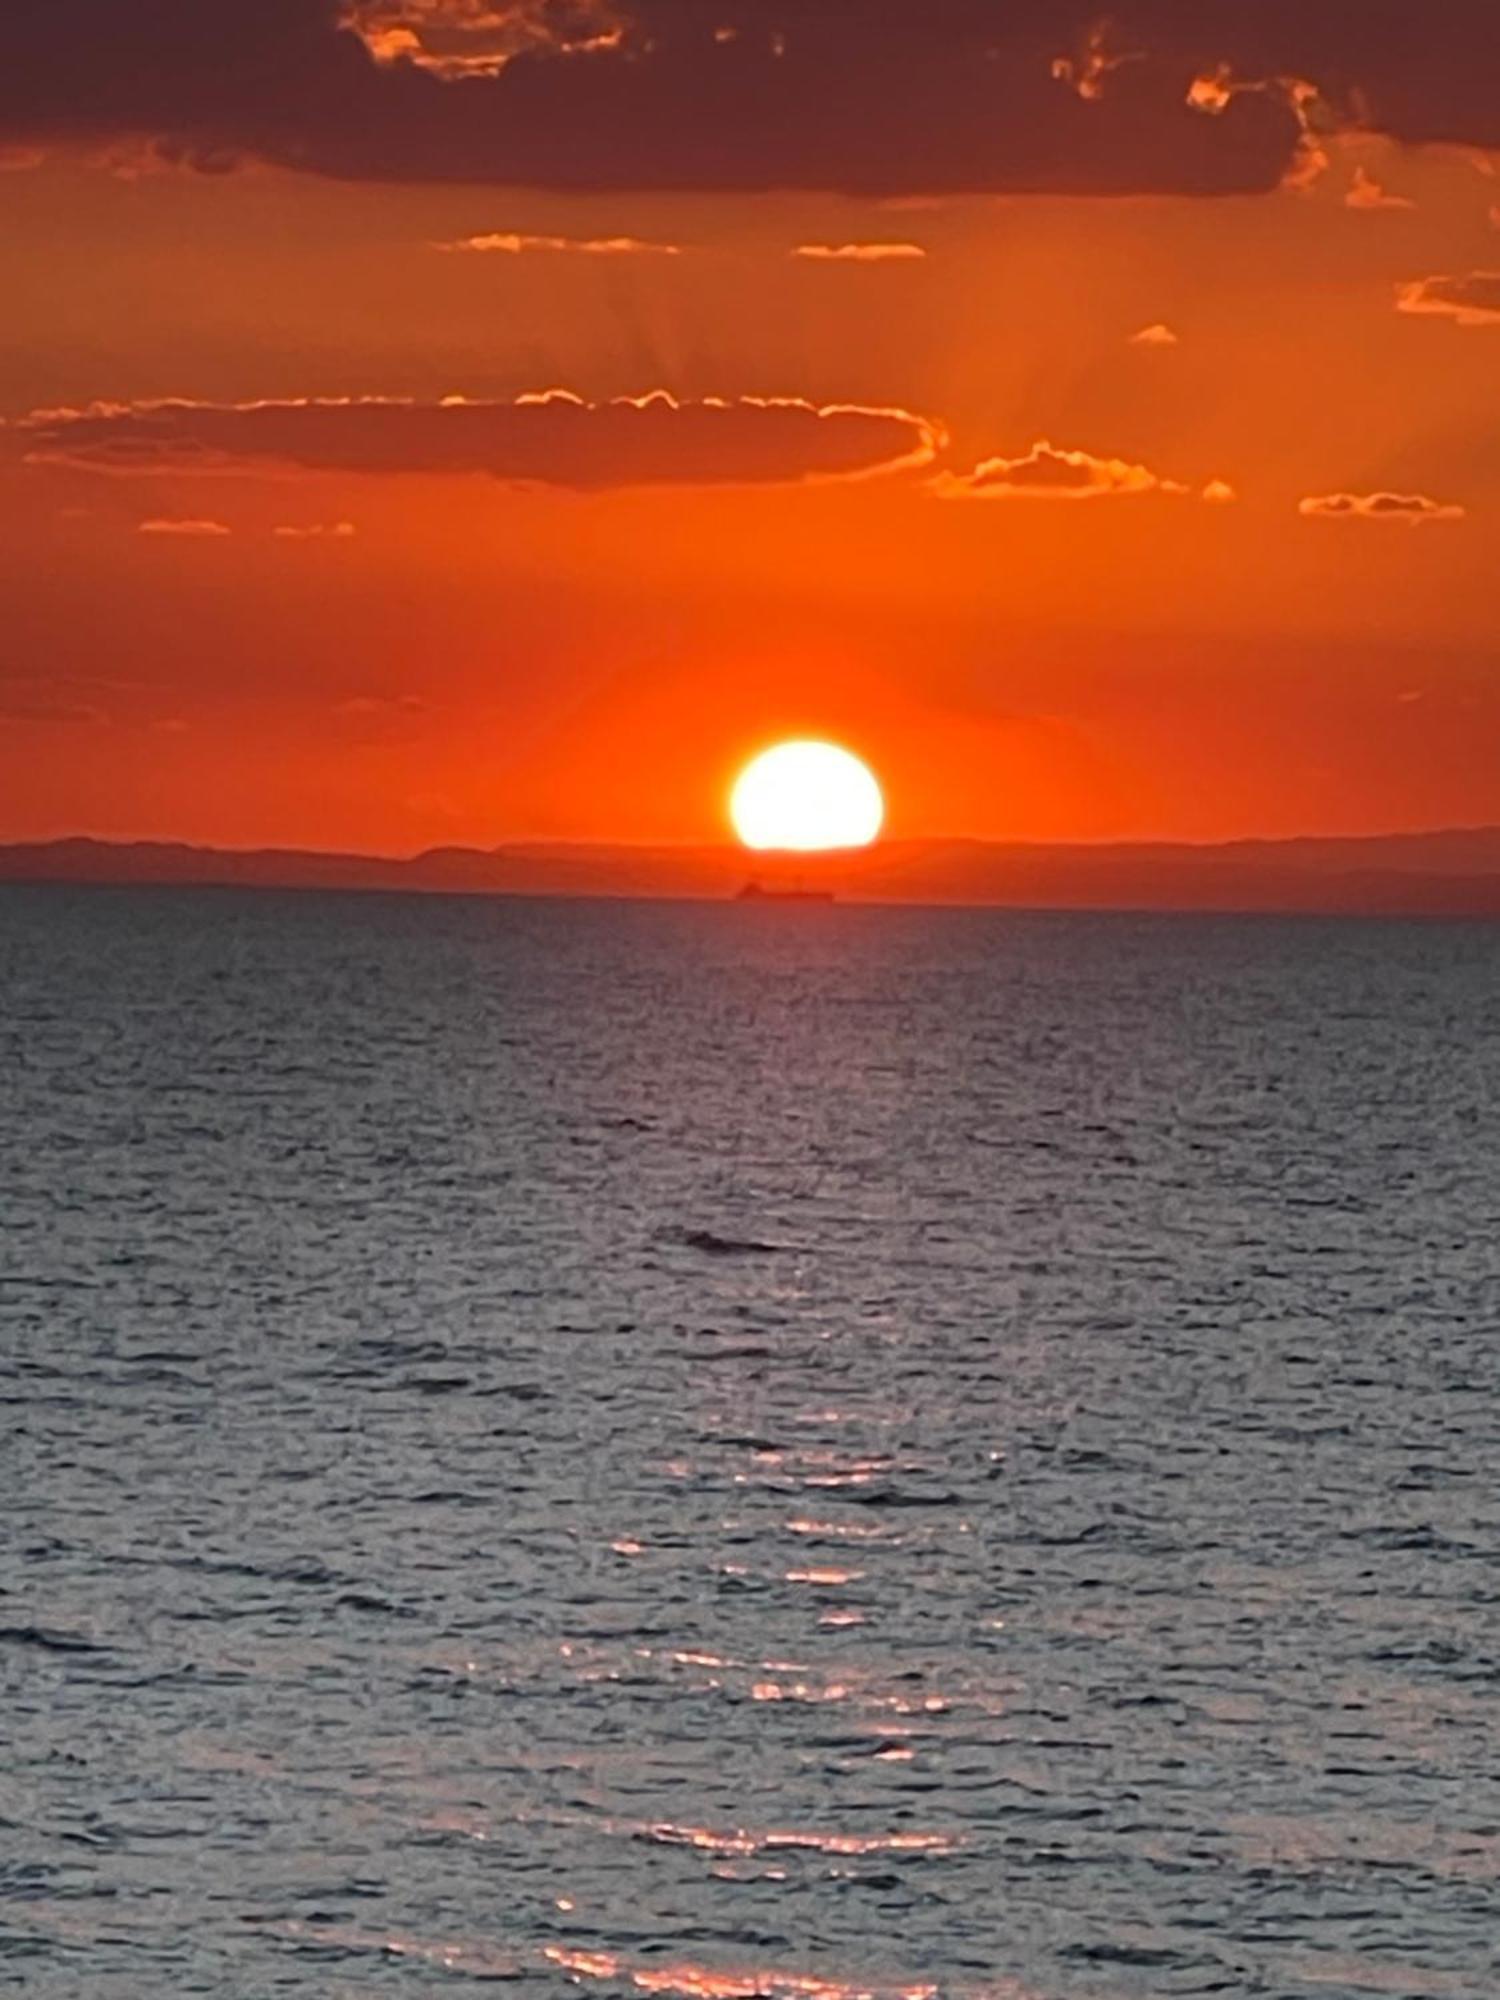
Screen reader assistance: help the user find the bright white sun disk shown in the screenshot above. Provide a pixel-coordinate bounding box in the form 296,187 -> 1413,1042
730,740 -> 885,852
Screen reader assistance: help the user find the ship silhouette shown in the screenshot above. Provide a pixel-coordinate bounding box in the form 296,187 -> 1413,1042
735,878 -> 835,903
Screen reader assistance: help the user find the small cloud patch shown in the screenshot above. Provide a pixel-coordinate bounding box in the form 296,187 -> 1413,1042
1130,323 -> 1179,346
933,440 -> 1194,501
1298,491 -> 1465,524
274,521 -> 357,538
435,232 -> 682,256
137,517 -> 231,536
792,243 -> 927,263
1396,272 -> 1500,326
0,690 -> 106,725
1345,167 -> 1414,211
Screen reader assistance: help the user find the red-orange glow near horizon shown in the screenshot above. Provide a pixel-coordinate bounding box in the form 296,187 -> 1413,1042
1,58 -> 1498,862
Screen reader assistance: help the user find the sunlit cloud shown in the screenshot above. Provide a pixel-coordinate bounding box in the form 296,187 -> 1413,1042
272,521 -> 358,538
1345,166 -> 1414,211
1298,491 -> 1465,524
1185,66 -> 1330,192
792,243 -> 928,263
1186,69 -> 1234,115
21,392 -> 943,491
1130,323 -> 1179,346
345,0 -> 626,78
933,441 -> 1198,501
137,516 -> 232,536
435,231 -> 682,255
1396,271 -> 1500,326
1051,21 -> 1142,103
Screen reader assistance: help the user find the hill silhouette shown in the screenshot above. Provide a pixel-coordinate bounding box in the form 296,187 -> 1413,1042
3,828 -> 1499,918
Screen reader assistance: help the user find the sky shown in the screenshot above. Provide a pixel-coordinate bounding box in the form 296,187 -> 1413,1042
2,1 -> 1498,853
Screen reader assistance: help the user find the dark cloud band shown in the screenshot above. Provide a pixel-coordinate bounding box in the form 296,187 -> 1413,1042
16,391 -> 942,489
13,1 -> 1496,197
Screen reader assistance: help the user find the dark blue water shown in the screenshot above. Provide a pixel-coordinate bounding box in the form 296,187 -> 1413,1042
2,887 -> 1498,1998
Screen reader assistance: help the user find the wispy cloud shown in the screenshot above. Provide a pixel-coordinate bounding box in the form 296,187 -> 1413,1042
1345,166 -> 1414,211
273,521 -> 357,538
348,0 -> 623,80
1298,491 -> 1465,524
0,689 -> 107,725
137,517 -> 232,536
435,232 -> 682,256
1184,67 -> 1329,193
792,243 -> 927,263
1396,272 -> 1500,326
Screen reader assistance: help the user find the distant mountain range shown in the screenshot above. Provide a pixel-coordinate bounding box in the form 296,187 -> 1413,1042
3,829 -> 1500,919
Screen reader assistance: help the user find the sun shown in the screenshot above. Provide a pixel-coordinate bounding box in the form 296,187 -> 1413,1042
730,739 -> 885,852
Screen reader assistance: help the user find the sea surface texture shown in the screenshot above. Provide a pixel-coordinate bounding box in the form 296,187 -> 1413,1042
2,888 -> 1498,1999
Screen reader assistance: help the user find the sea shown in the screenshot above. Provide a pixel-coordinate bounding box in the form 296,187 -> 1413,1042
2,886 -> 1498,1998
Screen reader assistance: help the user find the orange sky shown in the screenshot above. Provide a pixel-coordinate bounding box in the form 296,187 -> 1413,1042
2,6 -> 1498,851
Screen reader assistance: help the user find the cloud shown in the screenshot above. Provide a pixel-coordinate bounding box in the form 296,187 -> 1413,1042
435,232 -> 682,255
20,391 -> 943,490
1396,272 -> 1500,326
0,690 -> 107,726
1202,478 -> 1238,504
933,441 -> 1197,501
1130,323 -> 1179,346
273,520 -> 358,537
1298,491 -> 1466,524
0,2 -> 1303,196
336,693 -> 426,715
1184,65 -> 1335,194
1345,166 -> 1414,211
333,691 -> 430,740
137,516 -> 233,535
793,243 -> 927,263
347,0 -> 627,80
5,6 -> 1498,199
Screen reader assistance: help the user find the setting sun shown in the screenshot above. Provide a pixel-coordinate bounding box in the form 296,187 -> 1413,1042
729,740 -> 885,852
